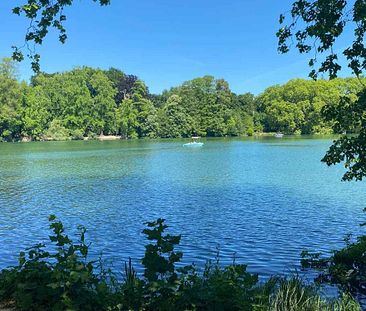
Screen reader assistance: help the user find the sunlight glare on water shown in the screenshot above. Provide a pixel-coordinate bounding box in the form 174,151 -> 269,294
0,137 -> 365,277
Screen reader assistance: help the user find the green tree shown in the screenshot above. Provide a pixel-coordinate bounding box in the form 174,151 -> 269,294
131,80 -> 157,138
105,68 -> 138,106
0,58 -> 24,141
157,95 -> 192,138
23,67 -> 117,139
116,99 -> 138,139
163,76 -> 246,137
257,78 -> 363,135
87,70 -> 117,135
22,85 -> 52,140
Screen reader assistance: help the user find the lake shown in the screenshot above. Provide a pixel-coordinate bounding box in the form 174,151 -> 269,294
0,137 -> 365,278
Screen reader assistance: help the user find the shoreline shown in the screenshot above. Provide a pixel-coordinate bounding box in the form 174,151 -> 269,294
2,132 -> 342,143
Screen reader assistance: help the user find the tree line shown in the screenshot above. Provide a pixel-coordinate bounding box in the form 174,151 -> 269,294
0,57 -> 364,142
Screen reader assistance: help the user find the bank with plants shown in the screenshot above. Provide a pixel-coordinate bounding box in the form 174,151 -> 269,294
0,216 -> 362,311
0,58 -> 364,142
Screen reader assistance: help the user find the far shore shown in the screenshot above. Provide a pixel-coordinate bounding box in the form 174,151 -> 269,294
95,135 -> 122,141
6,132 -> 342,143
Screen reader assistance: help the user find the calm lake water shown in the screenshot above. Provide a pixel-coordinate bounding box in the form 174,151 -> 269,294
0,137 -> 365,278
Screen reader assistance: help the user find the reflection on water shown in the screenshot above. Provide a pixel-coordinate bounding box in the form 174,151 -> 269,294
0,137 -> 365,278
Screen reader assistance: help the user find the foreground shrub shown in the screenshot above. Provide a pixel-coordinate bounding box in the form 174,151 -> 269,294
0,216 -> 361,310
176,261 -> 259,310
268,277 -> 360,311
301,210 -> 366,297
0,215 -> 115,310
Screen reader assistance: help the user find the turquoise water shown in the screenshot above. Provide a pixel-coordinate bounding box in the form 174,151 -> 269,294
0,137 -> 365,277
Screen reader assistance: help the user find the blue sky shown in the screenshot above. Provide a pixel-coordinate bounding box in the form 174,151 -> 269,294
0,0 -> 354,94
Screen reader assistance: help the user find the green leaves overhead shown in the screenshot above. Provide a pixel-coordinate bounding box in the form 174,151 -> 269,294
11,0 -> 111,72
278,0 -> 350,79
278,0 -> 366,81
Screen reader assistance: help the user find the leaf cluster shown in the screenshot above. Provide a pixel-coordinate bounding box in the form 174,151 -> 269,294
11,0 -> 111,72
0,215 -> 113,310
277,0 -> 366,79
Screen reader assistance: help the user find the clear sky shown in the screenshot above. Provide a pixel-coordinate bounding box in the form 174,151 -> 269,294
0,0 -> 354,95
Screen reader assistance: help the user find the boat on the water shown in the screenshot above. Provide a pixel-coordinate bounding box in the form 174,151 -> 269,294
183,136 -> 204,147
274,133 -> 284,138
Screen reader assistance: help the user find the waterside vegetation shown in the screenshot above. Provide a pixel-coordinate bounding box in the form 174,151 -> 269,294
0,216 -> 361,311
0,58 -> 364,143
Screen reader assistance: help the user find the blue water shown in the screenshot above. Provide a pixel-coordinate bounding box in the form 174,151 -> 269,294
0,137 -> 365,278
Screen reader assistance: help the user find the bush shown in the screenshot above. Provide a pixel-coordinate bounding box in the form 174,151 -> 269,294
301,209 -> 366,297
0,216 -> 361,310
0,215 -> 116,310
70,129 -> 85,140
301,236 -> 366,295
44,119 -> 70,141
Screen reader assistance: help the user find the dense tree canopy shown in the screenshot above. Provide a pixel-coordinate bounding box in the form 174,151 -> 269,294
157,76 -> 258,137
0,58 -> 364,143
257,78 -> 364,134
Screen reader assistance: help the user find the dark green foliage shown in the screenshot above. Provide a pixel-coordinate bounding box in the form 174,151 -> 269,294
177,261 -> 259,310
0,215 -> 114,310
158,76 -> 256,137
278,0 -> 362,80
140,218 -> 183,310
321,89 -> 366,180
156,95 -> 193,138
0,216 -> 360,310
104,68 -> 138,105
301,230 -> 366,295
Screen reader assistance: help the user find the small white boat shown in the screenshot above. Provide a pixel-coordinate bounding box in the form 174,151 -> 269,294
183,136 -> 204,147
274,133 -> 284,138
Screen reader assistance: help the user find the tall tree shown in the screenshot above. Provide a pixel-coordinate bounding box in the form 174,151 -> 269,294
0,58 -> 24,141
116,99 -> 138,139
105,68 -> 138,105
131,80 -> 156,138
23,67 -> 117,139
157,95 -> 192,138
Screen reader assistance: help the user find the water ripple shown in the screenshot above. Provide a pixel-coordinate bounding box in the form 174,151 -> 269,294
0,138 -> 365,277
